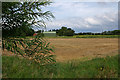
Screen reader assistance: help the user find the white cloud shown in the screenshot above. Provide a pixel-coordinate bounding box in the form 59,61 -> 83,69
85,17 -> 101,25
103,15 -> 115,22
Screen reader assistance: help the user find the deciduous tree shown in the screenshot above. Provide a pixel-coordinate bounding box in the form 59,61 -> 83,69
2,1 -> 54,37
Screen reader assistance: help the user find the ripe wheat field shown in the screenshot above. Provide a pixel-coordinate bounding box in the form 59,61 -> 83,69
47,38 -> 118,62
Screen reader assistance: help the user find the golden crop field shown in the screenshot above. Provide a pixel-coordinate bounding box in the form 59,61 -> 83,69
47,38 -> 118,62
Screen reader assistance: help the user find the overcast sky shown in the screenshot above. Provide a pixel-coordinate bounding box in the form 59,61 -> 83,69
37,0 -> 118,33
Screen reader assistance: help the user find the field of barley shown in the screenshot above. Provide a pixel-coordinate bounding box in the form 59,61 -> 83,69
46,38 -> 118,62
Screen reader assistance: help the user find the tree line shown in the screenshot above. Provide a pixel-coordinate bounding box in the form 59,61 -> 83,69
42,27 -> 120,36
74,30 -> 120,35
36,26 -> 75,36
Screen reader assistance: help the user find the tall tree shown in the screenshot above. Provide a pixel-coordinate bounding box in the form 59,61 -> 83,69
2,1 -> 56,64
57,27 -> 75,36
2,1 -> 54,37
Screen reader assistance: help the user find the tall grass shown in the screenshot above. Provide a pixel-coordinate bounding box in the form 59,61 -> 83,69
2,55 -> 118,78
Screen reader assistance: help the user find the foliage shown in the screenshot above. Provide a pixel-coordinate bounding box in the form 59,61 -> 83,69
26,28 -> 35,36
2,1 -> 56,65
36,30 -> 44,37
36,30 -> 44,33
3,26 -> 35,37
111,30 -> 120,35
2,55 -> 118,78
74,30 -> 120,35
57,27 -> 75,36
102,30 -> 120,35
2,1 -> 54,37
2,34 -> 56,65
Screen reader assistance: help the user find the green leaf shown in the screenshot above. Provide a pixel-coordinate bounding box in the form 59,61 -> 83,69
16,47 -> 26,56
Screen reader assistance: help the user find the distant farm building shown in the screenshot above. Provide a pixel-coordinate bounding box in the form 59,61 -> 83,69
43,31 -> 56,37
33,33 -> 38,36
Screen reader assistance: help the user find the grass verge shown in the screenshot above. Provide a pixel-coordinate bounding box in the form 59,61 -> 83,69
2,55 -> 119,78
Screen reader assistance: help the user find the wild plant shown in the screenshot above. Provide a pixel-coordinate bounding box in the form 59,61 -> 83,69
2,34 -> 56,65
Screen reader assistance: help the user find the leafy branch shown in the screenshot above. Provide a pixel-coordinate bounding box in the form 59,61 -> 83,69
2,34 -> 56,65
